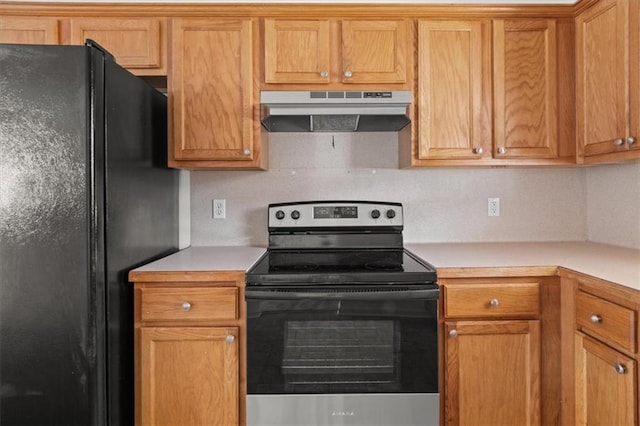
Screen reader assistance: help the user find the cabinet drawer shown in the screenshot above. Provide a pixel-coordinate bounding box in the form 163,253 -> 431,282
444,282 -> 540,318
576,290 -> 637,353
140,287 -> 238,322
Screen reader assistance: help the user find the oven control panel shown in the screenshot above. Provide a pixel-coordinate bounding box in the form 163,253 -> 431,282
268,201 -> 403,228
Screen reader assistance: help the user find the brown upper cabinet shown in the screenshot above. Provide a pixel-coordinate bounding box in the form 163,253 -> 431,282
0,16 -> 60,44
169,18 -> 266,170
262,18 -> 410,88
0,16 -> 166,75
407,18 -> 574,167
414,20 -> 492,163
69,18 -> 167,75
576,0 -> 640,163
493,19 -> 559,159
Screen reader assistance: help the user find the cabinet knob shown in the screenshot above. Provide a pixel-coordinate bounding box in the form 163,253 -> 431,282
614,363 -> 626,374
472,147 -> 483,155
243,148 -> 251,156
181,302 -> 191,312
320,70 -> 329,78
590,314 -> 602,324
449,329 -> 458,338
489,298 -> 499,308
344,70 -> 353,78
226,335 -> 235,343
614,138 -> 625,146
628,136 -> 637,146
497,147 -> 507,154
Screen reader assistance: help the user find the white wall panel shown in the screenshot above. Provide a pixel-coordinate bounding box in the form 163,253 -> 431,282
586,162 -> 640,250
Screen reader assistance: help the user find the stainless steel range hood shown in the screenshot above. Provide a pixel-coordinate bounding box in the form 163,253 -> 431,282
260,90 -> 411,132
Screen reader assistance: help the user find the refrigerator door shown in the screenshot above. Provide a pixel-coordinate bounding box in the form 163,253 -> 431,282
0,44 -> 95,425
100,48 -> 178,426
0,43 -> 178,426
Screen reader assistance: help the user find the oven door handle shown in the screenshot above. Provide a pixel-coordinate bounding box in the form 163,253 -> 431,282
245,288 -> 440,301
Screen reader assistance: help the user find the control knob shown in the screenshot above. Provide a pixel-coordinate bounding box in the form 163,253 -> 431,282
291,210 -> 301,220
275,210 -> 285,220
371,209 -> 381,219
386,209 -> 396,219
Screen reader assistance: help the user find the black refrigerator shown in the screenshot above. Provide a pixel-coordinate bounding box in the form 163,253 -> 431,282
0,42 -> 179,425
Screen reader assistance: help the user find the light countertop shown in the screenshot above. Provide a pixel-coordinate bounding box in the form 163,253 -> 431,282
131,242 -> 640,292
406,241 -> 640,291
131,246 -> 266,273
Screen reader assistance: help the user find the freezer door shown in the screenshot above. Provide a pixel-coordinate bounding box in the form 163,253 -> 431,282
101,51 -> 178,426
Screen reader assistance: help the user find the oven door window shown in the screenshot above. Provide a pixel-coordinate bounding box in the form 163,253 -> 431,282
246,289 -> 438,394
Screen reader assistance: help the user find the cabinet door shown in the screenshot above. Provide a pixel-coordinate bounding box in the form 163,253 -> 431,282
417,20 -> 490,160
170,18 -> 255,164
263,19 -> 331,84
493,19 -> 558,159
445,320 -> 541,425
576,0 -> 629,157
138,327 -> 239,426
341,20 -> 407,84
69,18 -> 165,75
0,17 -> 59,44
575,332 -> 637,426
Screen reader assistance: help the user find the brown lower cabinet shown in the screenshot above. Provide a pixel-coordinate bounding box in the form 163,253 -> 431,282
128,267 -> 640,426
575,332 -> 637,425
130,271 -> 246,426
570,274 -> 640,426
138,327 -> 239,425
440,276 -> 561,426
444,319 -> 541,425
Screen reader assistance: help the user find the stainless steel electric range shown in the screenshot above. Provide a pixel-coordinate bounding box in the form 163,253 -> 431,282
245,201 -> 439,426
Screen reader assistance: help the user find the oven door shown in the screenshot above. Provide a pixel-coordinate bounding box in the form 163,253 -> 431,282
245,285 -> 439,426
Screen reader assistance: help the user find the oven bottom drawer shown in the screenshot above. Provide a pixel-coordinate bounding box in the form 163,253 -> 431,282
246,393 -> 439,426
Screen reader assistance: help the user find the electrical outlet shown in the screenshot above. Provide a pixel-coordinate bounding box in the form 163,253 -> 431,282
488,198 -> 500,217
213,199 -> 226,219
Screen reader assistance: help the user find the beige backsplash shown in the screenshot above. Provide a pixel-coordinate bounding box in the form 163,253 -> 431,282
185,133 -> 639,250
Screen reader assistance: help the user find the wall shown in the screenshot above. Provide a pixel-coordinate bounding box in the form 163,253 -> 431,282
190,133 -> 588,246
586,162 -> 640,250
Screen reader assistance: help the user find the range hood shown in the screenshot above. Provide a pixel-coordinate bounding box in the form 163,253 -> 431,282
260,90 -> 411,132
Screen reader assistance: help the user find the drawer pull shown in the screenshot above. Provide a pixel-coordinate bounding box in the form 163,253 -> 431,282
614,363 -> 626,374
449,329 -> 458,338
226,335 -> 235,343
590,314 -> 602,324
181,302 -> 192,312
489,298 -> 499,308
